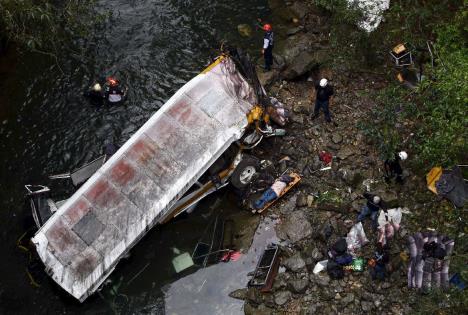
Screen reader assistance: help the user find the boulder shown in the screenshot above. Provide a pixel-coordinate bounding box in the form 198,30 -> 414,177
283,254 -> 306,272
277,210 -> 313,243
274,290 -> 292,306
288,279 -> 309,293
282,50 -> 328,80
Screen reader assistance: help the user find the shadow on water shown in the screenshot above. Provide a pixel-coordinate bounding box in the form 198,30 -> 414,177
0,0 -> 271,314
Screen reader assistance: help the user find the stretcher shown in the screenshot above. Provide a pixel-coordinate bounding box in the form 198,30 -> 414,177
252,172 -> 301,214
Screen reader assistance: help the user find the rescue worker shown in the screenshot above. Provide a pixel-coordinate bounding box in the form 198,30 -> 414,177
105,77 -> 126,105
84,83 -> 105,106
311,78 -> 334,123
384,151 -> 408,184
357,193 -> 384,230
262,24 -> 274,71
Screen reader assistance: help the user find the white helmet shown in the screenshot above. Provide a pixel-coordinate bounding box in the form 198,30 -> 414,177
319,78 -> 328,87
373,196 -> 381,204
93,83 -> 102,92
398,151 -> 408,160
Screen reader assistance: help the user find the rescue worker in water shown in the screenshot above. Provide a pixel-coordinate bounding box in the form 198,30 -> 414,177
105,77 -> 126,105
261,24 -> 274,71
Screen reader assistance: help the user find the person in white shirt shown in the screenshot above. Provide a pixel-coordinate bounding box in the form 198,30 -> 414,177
261,24 -> 274,71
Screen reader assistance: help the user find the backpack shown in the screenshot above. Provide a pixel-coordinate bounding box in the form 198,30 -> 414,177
327,260 -> 344,279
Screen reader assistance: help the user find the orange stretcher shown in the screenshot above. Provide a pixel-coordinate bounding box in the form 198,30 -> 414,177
252,172 -> 301,214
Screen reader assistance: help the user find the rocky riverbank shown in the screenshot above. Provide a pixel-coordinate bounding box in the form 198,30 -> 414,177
234,1 -> 464,314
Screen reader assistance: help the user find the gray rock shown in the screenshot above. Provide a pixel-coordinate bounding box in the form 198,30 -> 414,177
332,133 -> 343,144
282,50 -> 328,80
311,273 -> 330,287
257,68 -> 279,86
288,279 -> 309,293
296,193 -> 308,207
361,301 -> 374,312
280,193 -> 298,214
311,247 -> 323,260
341,292 -> 355,305
277,210 -> 313,243
337,145 -> 356,160
274,290 -> 292,306
283,254 -> 306,272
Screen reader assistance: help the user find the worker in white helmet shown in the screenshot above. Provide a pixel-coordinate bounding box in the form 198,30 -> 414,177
384,151 -> 408,183
311,78 -> 334,123
84,82 -> 105,106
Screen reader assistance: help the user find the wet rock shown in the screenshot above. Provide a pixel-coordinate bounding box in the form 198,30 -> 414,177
296,193 -> 308,207
228,288 -> 248,300
288,279 -> 309,293
283,254 -> 306,272
274,290 -> 292,306
277,210 -> 313,243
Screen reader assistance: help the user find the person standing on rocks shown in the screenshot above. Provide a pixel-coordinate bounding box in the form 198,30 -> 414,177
384,151 -> 408,184
261,24 -> 274,71
311,78 -> 334,123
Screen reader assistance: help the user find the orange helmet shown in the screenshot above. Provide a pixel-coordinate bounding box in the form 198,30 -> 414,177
263,24 -> 272,31
107,77 -> 118,86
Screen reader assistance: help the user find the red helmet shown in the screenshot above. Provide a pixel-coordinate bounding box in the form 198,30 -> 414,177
107,77 -> 118,86
263,24 -> 272,31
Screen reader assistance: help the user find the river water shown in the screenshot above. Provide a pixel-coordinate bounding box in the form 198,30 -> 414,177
0,1 -> 272,313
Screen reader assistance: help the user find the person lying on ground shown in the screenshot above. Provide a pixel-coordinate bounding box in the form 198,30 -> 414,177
253,174 -> 293,209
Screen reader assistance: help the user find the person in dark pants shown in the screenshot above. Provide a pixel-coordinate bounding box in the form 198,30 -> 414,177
262,24 -> 274,71
357,193 -> 385,230
311,78 -> 334,123
384,151 -> 408,184
84,83 -> 105,106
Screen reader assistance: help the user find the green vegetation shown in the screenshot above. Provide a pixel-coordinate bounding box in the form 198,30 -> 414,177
310,0 -> 468,169
0,0 -> 105,54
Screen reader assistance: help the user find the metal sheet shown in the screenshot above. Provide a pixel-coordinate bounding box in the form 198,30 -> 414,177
32,57 -> 257,302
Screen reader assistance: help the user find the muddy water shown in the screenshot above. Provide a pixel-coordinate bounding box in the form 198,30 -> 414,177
0,1 -> 271,313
